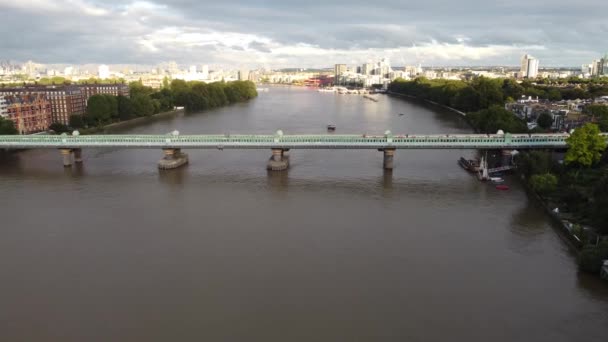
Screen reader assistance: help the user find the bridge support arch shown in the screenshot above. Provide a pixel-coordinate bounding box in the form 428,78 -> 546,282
158,148 -> 189,170
379,148 -> 396,170
267,148 -> 290,171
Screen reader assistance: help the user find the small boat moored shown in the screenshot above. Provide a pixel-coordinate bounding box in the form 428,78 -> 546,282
459,157 -> 481,172
495,185 -> 509,190
327,124 -> 336,132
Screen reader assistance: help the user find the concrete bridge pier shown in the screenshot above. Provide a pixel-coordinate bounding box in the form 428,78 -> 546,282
380,148 -> 396,170
158,148 -> 189,170
73,148 -> 83,163
59,149 -> 73,167
267,148 -> 290,171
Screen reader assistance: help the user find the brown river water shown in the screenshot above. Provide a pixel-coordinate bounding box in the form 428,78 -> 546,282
1,86 -> 607,341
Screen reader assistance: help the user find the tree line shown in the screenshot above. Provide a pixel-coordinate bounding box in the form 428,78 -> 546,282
515,123 -> 608,277
388,77 -> 608,134
66,80 -> 257,129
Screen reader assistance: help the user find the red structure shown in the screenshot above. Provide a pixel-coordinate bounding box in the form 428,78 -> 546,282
304,75 -> 334,87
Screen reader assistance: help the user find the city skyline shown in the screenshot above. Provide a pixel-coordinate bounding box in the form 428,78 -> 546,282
0,0 -> 606,68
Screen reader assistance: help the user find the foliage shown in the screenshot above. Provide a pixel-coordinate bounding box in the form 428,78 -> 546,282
537,112 -> 554,129
466,105 -> 528,134
529,173 -> 558,195
131,94 -> 155,117
117,96 -> 134,121
0,116 -> 18,134
515,151 -> 554,178
80,80 -> 257,127
86,94 -> 117,126
68,115 -> 85,129
578,241 -> 608,274
49,122 -> 70,134
565,123 -> 607,167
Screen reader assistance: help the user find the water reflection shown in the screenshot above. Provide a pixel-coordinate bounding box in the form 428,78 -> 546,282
266,170 -> 289,196
158,167 -> 187,187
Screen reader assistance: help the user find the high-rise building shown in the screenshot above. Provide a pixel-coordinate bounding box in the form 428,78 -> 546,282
334,64 -> 347,85
98,65 -> 110,79
238,69 -> 250,81
64,66 -> 73,76
520,54 -> 539,78
201,65 -> 209,80
362,63 -> 373,75
601,53 -> 608,76
189,65 -> 197,74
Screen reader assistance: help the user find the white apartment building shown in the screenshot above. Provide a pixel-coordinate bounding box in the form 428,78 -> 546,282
520,54 -> 539,78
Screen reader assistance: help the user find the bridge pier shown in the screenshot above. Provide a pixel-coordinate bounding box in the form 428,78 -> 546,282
380,148 -> 396,170
59,149 -> 73,167
73,148 -> 83,163
158,148 -> 189,170
267,148 -> 290,171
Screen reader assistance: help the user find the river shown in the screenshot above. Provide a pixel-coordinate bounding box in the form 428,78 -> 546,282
1,86 -> 607,341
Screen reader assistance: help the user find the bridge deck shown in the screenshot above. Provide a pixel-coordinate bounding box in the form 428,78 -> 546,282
1,132 -> 605,150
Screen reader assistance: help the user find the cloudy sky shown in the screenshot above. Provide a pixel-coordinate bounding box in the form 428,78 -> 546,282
1,0 -> 606,68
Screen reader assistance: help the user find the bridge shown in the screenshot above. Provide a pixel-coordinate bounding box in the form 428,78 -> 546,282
1,131 -> 604,170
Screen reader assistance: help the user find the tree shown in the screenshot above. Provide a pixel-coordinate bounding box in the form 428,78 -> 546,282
578,241 -> 608,274
466,105 -> 528,134
117,96 -> 134,121
69,115 -> 85,129
131,94 -> 154,117
565,123 -> 607,167
0,117 -> 18,134
49,122 -> 70,134
584,104 -> 608,120
529,173 -> 558,195
86,94 -> 115,126
537,112 -> 554,130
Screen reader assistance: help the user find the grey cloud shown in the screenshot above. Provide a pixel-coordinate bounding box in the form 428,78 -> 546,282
248,41 -> 271,53
1,0 -> 607,66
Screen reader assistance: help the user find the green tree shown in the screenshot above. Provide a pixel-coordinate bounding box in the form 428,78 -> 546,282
131,94 -> 155,117
578,241 -> 608,274
467,105 -> 528,134
546,88 -> 562,101
68,115 -> 85,129
86,94 -> 115,126
515,151 -> 554,178
117,96 -> 134,121
529,173 -> 558,195
565,123 -> 607,167
0,117 -> 18,134
537,112 -> 554,130
49,122 -> 70,134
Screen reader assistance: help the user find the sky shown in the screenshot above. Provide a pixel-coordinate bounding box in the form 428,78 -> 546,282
0,0 -> 606,68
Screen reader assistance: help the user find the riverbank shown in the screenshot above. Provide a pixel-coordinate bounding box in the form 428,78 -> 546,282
80,108 -> 185,134
387,91 -> 467,116
390,90 -> 606,280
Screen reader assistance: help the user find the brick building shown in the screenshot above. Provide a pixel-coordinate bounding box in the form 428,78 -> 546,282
0,83 -> 129,125
0,86 -> 85,125
80,83 -> 129,100
3,94 -> 52,134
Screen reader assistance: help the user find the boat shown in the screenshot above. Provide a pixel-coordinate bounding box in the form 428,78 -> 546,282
490,177 -> 504,183
327,124 -> 336,132
458,157 -> 481,172
495,185 -> 510,190
398,113 -> 405,116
